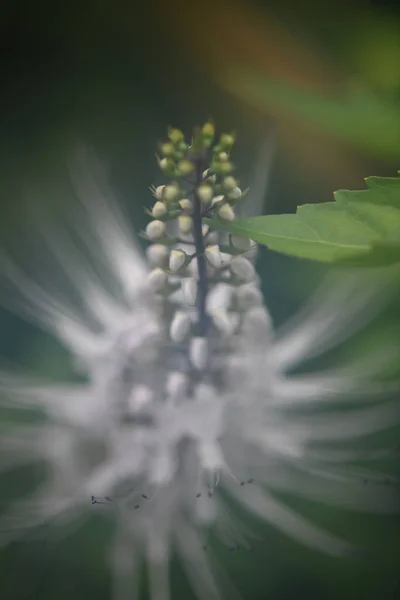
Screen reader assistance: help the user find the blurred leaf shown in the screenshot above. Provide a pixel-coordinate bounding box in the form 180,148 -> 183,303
223,71 -> 400,160
207,175 -> 400,266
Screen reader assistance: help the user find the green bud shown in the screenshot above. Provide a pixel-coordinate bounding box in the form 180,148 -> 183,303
177,159 -> 195,176
168,127 -> 185,145
211,161 -> 233,175
220,132 -> 236,149
202,121 -> 215,138
223,176 -> 237,191
160,142 -> 175,157
158,157 -> 176,176
163,183 -> 180,203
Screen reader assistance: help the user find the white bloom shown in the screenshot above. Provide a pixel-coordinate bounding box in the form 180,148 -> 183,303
1,150 -> 399,600
218,203 -> 235,222
230,255 -> 255,282
169,249 -> 187,273
205,245 -> 221,269
146,219 -> 166,241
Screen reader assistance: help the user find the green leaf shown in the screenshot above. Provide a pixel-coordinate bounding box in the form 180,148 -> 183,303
206,175 -> 400,266
223,71 -> 400,160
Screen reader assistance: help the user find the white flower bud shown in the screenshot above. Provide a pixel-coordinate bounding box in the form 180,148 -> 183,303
211,309 -> 235,336
227,186 -> 242,201
218,203 -> 235,222
166,371 -> 188,402
128,385 -> 154,413
181,277 -> 197,306
146,220 -> 166,241
147,268 -> 167,292
164,184 -> 180,203
231,235 -> 251,251
236,283 -> 263,309
154,185 -> 165,199
223,176 -> 237,191
211,195 -> 224,206
179,198 -> 192,212
202,169 -> 216,183
152,201 -> 167,218
202,224 -> 210,236
170,311 -> 191,342
197,184 -> 213,206
169,249 -> 187,272
178,215 -> 193,235
146,243 -> 169,267
205,245 -> 221,269
189,337 -> 209,370
243,306 -> 272,336
230,256 -> 255,282
218,151 -> 229,162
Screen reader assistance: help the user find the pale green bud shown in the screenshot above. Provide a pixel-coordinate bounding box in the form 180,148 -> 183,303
160,142 -> 175,156
227,186 -> 242,201
178,215 -> 193,235
168,127 -> 185,145
218,152 -> 229,162
218,203 -> 235,222
223,176 -> 237,191
205,245 -> 221,269
177,159 -> 195,176
154,185 -> 165,199
179,198 -> 192,212
152,201 -> 167,218
163,183 -> 180,203
219,133 -> 236,149
169,249 -> 187,272
147,268 -> 167,292
202,169 -> 217,183
230,256 -> 255,282
146,220 -> 166,241
197,184 -> 213,206
202,121 -> 215,138
170,311 -> 191,343
212,161 -> 233,175
159,157 -> 176,176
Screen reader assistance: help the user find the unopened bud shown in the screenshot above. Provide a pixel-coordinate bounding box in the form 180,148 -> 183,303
178,215 -> 193,234
146,220 -> 166,241
218,152 -> 229,162
177,159 -> 194,175
202,121 -> 215,139
220,133 -> 236,149
231,235 -> 251,251
147,268 -> 167,292
230,256 -> 255,282
152,201 -> 167,218
168,127 -> 185,145
218,203 -> 235,222
170,311 -> 191,342
163,183 -> 180,203
169,249 -> 187,272
197,184 -> 213,206
181,277 -> 197,305
179,198 -> 192,212
159,158 -> 176,176
223,176 -> 237,191
166,371 -> 188,401
202,224 -> 210,236
211,309 -> 235,336
146,244 -> 169,267
190,337 -> 209,370
160,142 -> 174,156
205,245 -> 222,269
227,186 -> 242,201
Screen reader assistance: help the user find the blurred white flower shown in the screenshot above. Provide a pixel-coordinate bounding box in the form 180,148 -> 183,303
0,146 -> 399,600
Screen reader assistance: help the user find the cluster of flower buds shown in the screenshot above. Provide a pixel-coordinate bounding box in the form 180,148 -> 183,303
144,123 -> 268,374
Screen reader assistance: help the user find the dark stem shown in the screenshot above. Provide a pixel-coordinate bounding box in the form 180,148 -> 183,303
192,157 -> 209,336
